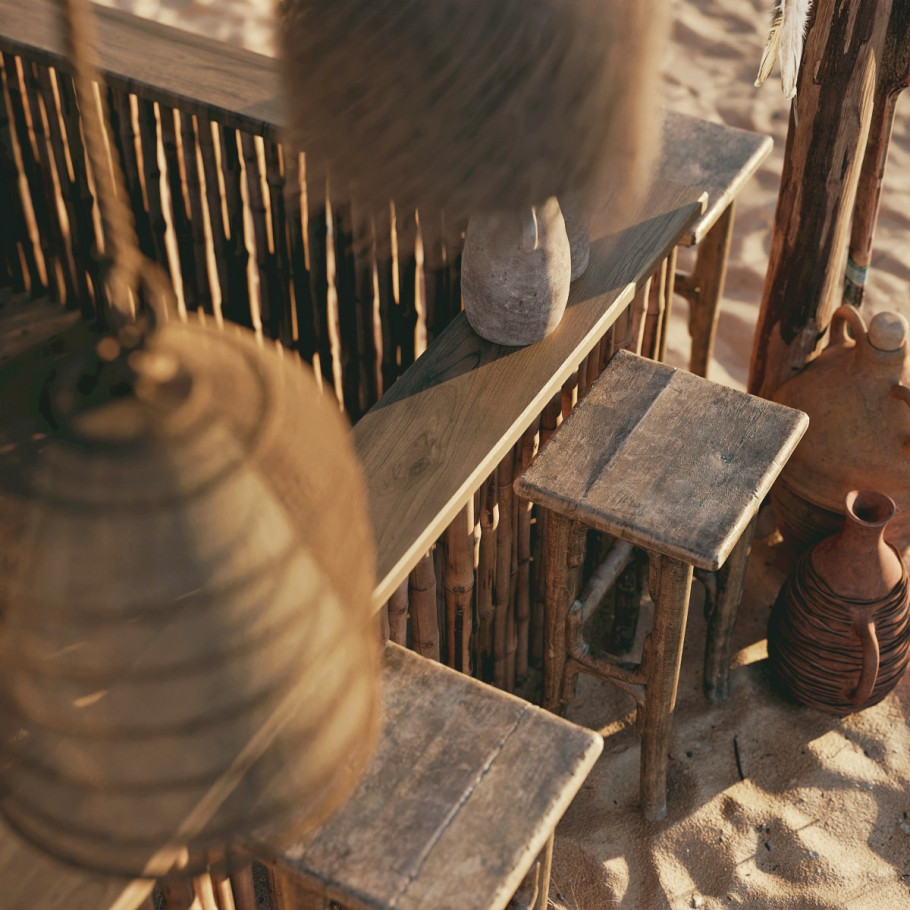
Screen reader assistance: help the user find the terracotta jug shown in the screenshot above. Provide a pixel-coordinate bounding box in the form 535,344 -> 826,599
461,196 -> 572,346
771,305 -> 910,558
768,490 -> 910,715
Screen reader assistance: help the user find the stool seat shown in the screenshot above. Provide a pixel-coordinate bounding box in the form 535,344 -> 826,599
515,351 -> 806,820
516,350 -> 807,570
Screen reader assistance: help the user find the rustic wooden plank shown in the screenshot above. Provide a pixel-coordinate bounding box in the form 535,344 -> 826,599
515,350 -> 808,571
657,111 -> 772,247
355,179 -> 705,607
260,643 -> 602,910
0,0 -> 284,138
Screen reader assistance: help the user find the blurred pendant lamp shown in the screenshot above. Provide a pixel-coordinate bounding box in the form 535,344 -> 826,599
0,0 -> 380,880
277,0 -> 668,220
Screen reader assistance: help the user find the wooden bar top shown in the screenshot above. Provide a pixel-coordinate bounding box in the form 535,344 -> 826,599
355,179 -> 706,606
260,643 -> 603,910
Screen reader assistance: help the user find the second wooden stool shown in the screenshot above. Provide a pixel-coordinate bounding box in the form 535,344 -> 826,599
515,351 -> 807,820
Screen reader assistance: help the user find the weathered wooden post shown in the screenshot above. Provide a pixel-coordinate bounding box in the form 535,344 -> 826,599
844,3 -> 910,308
748,0 -> 896,398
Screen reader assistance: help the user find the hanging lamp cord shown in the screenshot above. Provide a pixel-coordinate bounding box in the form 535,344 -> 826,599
59,0 -> 175,330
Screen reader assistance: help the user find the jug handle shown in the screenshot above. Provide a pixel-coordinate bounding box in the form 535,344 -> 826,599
849,618 -> 880,705
828,305 -> 866,350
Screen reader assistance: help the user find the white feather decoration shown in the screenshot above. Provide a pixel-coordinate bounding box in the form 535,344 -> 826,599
755,0 -> 813,99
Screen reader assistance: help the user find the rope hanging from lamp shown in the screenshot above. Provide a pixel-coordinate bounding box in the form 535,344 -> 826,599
0,0 -> 380,881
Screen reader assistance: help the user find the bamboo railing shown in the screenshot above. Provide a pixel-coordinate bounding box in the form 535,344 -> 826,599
1,3 -> 699,706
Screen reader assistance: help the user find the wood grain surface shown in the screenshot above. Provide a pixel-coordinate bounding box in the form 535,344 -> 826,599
658,111 -> 771,246
262,643 -> 602,910
515,351 -> 808,571
356,180 -> 706,607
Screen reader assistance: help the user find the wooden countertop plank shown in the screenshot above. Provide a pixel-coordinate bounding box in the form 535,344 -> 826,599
355,180 -> 706,606
658,111 -> 773,246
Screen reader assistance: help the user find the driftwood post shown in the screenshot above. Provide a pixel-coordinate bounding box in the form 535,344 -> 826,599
844,2 -> 910,308
749,0 -> 894,398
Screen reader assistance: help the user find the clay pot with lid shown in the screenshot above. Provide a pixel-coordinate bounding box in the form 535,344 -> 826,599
768,490 -> 910,715
771,305 -> 910,558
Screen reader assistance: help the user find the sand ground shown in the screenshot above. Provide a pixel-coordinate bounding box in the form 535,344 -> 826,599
77,1 -> 910,906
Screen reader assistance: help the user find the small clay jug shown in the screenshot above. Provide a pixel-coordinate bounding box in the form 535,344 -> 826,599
461,196 -> 572,346
768,490 -> 910,715
771,305 -> 910,559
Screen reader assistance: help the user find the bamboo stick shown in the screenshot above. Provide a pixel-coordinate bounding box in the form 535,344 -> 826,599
285,150 -> 316,362
560,371 -> 578,420
626,276 -> 651,354
108,88 -> 155,264
444,500 -> 475,674
307,201 -> 334,387
516,419 -> 539,684
476,470 -> 498,681
387,577 -> 409,646
332,202 -> 363,416
3,53 -> 54,300
53,69 -> 106,315
229,866 -> 258,910
263,139 -> 294,347
641,256 -> 669,359
749,0 -> 893,397
193,874 -> 220,910
22,59 -> 78,307
196,114 -> 233,323
1,54 -> 45,297
159,104 -> 199,313
210,871 -> 236,910
395,205 -> 418,371
409,550 -> 440,661
0,58 -> 27,293
844,2 -> 910,308
376,201 -> 399,392
240,130 -> 274,335
136,97 -> 172,275
494,447 -> 515,690
218,123 -> 253,328
161,879 -> 197,910
35,65 -> 92,311
178,111 -> 214,316
350,198 -> 381,409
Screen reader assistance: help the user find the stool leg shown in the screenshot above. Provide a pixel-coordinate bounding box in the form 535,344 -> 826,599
638,552 -> 693,821
542,511 -> 573,712
532,832 -> 555,910
683,201 -> 735,379
704,514 -> 758,703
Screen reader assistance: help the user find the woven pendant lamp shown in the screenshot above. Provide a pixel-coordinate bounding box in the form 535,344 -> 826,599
278,0 -> 668,220
0,319 -> 381,879
0,0 -> 380,880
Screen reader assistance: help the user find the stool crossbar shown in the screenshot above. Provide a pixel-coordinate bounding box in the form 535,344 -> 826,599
515,351 -> 807,820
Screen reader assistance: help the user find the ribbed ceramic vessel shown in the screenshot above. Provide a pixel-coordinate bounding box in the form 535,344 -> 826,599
768,491 -> 910,715
0,318 -> 380,878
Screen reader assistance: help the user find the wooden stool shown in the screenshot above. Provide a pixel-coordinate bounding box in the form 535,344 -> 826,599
514,351 -> 807,820
657,113 -> 773,376
264,644 -> 602,910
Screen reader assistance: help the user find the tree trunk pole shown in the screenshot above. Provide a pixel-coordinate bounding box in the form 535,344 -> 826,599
749,0 -> 894,399
843,2 -> 910,308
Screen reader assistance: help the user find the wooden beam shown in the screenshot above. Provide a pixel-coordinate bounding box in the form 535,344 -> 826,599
748,0 -> 894,398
